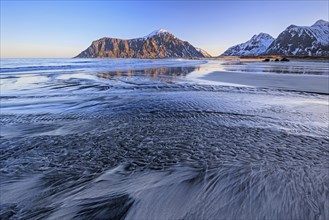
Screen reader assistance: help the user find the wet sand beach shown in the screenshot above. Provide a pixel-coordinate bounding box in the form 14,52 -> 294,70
202,70 -> 329,94
1,58 -> 328,219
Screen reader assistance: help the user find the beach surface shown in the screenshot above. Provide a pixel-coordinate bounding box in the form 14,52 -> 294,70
1,58 -> 328,219
189,59 -> 329,94
202,70 -> 329,93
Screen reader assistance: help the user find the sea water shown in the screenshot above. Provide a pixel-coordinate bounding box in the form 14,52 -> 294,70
0,58 -> 328,219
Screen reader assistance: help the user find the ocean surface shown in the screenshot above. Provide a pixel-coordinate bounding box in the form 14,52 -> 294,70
1,58 -> 329,219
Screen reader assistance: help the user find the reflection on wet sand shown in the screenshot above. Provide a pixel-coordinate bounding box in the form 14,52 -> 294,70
222,61 -> 329,75
97,66 -> 199,80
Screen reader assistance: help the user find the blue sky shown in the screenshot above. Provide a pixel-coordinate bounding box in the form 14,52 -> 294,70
1,0 -> 328,58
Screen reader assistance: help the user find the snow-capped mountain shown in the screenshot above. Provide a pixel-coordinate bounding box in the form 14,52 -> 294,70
265,20 -> 329,56
75,29 -> 206,58
221,33 -> 274,56
143,29 -> 169,39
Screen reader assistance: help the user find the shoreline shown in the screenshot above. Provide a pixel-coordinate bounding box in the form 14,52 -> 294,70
200,70 -> 329,94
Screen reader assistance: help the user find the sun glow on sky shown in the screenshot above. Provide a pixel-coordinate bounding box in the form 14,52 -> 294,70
1,1 -> 328,58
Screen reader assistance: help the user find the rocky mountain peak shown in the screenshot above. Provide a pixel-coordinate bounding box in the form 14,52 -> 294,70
75,29 -> 207,58
252,33 -> 273,40
312,19 -> 329,27
250,33 -> 274,43
144,29 -> 170,39
221,19 -> 328,57
220,32 -> 274,56
265,19 -> 329,56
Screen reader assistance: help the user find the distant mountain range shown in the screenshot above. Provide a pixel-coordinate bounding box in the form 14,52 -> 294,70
75,29 -> 206,58
76,20 -> 328,58
221,19 -> 329,57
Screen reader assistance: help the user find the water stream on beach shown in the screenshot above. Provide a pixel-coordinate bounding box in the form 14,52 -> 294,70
1,58 -> 328,219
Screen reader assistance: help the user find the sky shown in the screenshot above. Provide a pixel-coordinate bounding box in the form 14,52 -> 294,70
1,0 -> 328,58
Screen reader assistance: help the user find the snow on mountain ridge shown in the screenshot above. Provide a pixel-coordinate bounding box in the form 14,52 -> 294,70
221,19 -> 328,57
221,33 -> 274,56
309,20 -> 329,45
144,29 -> 170,39
312,19 -> 329,27
265,19 -> 329,56
285,21 -> 329,45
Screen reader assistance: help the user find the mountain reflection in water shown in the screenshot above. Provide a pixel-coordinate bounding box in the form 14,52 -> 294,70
97,66 -> 199,80
222,60 -> 329,75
